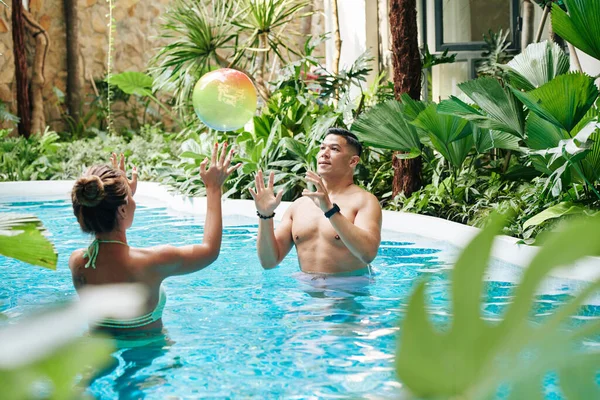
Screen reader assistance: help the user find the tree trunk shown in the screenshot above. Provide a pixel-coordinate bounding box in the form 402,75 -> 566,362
12,0 -> 31,138
389,0 -> 422,197
521,0 -> 534,50
23,10 -> 49,135
64,0 -> 81,123
331,0 -> 342,74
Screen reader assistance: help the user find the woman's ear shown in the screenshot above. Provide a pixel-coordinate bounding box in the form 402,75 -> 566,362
118,204 -> 127,219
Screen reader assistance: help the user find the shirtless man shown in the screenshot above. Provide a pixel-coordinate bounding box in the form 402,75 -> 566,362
249,128 -> 382,275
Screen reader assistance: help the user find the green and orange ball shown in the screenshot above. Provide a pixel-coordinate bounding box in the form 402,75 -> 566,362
192,68 -> 258,132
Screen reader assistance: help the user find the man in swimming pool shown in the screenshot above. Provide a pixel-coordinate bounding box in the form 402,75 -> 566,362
249,128 -> 382,275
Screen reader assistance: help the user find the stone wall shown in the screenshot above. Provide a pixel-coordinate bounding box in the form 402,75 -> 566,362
0,0 -> 326,133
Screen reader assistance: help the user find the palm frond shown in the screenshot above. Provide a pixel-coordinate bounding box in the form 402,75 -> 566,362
351,100 -> 422,154
438,78 -> 526,138
551,0 -> 600,61
511,72 -> 598,133
505,41 -> 570,91
150,0 -> 240,111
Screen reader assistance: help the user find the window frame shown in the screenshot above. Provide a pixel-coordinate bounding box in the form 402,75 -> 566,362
433,0 -> 521,52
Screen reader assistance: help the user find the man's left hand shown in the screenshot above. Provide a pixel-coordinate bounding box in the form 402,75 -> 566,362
302,171 -> 333,212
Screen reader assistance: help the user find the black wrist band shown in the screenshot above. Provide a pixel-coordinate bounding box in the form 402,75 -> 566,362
257,211 -> 276,219
324,203 -> 340,218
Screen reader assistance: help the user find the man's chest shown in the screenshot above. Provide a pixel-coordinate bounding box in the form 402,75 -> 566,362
291,201 -> 358,244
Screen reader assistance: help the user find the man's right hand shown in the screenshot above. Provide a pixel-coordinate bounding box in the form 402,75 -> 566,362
249,170 -> 284,216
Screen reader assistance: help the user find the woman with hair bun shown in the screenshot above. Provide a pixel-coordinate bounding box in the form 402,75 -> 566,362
69,142 -> 241,332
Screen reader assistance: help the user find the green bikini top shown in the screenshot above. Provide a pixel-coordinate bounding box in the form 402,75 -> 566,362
83,239 -> 128,269
83,239 -> 167,329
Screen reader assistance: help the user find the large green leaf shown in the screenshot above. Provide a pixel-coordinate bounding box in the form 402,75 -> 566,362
410,104 -> 472,169
473,126 -> 522,153
551,0 -> 600,61
439,78 -> 525,138
107,72 -> 153,97
396,213 -> 600,399
523,201 -> 588,229
351,100 -> 422,153
511,73 -> 599,133
0,214 -> 57,270
580,130 -> 600,183
505,41 -> 570,91
399,93 -> 427,121
0,337 -> 114,400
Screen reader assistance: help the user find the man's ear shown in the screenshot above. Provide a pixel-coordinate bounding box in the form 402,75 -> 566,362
350,155 -> 360,168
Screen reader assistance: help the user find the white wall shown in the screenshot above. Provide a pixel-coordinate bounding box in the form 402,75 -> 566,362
323,0 -> 379,92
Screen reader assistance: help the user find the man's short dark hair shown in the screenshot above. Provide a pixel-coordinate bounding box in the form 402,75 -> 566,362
325,128 -> 363,157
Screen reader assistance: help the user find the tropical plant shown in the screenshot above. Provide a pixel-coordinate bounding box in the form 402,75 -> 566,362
503,40 -> 570,91
0,214 -> 57,269
476,29 -> 513,79
0,128 -> 62,181
0,101 -> 19,124
396,212 -> 600,399
107,72 -> 173,118
151,0 -> 311,111
0,284 -> 147,399
551,0 -> 600,61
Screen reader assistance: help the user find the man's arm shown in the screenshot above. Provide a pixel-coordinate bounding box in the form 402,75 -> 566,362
328,194 -> 382,264
257,205 -> 295,269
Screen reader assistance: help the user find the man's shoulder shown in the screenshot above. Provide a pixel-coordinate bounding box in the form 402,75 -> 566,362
351,186 -> 381,208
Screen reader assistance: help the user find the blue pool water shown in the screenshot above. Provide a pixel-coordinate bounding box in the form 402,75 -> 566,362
0,199 -> 598,399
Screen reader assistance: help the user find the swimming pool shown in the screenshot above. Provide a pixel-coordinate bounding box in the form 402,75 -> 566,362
1,198 -> 598,399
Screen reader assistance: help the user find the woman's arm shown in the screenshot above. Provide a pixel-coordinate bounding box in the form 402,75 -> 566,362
147,142 -> 241,278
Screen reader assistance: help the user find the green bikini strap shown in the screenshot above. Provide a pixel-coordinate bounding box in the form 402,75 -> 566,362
83,239 -> 128,269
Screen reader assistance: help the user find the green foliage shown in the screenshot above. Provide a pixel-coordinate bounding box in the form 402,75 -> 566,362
476,29 -> 513,79
511,72 -> 598,133
0,214 -> 57,270
232,0 -> 310,67
0,101 -> 19,124
522,201 -> 597,230
351,99 -> 422,155
151,0 -> 239,111
0,337 -> 114,400
504,41 -> 570,91
411,104 -> 473,170
440,77 -> 526,138
152,0 -> 311,111
551,0 -> 600,61
421,45 -> 456,70
0,129 -> 62,181
0,126 -> 177,182
397,213 -> 600,399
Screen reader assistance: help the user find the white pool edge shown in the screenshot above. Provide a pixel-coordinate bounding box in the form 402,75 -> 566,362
1,181 -> 598,282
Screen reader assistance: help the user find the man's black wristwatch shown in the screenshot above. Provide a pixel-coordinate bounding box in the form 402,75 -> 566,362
324,203 -> 340,218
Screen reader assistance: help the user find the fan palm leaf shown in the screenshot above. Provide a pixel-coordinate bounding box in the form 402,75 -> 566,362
551,0 -> 600,61
511,72 -> 598,133
504,41 -> 570,91
438,78 -> 526,138
350,100 -> 422,156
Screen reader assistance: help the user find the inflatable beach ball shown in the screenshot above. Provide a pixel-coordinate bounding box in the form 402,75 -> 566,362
192,68 -> 258,132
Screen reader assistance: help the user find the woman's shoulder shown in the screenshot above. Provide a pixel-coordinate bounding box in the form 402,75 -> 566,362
68,248 -> 86,272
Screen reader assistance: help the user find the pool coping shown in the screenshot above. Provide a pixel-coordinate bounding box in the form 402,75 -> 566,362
1,180 -> 599,282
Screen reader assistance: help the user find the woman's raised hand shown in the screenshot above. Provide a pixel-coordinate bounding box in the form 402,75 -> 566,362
199,142 -> 242,191
111,152 -> 138,195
